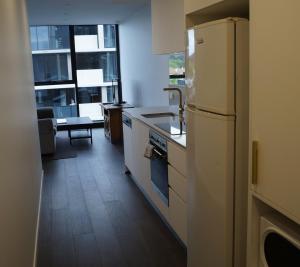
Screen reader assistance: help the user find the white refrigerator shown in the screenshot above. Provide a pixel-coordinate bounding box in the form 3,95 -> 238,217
186,18 -> 249,267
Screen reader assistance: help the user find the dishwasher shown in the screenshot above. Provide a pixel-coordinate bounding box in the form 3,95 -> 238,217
149,130 -> 169,206
122,114 -> 133,173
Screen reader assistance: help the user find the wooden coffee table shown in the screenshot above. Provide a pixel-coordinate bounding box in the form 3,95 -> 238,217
56,117 -> 94,145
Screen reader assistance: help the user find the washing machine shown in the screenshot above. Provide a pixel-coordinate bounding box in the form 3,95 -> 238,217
260,214 -> 300,266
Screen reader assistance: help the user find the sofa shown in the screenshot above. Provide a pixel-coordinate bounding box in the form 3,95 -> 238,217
37,107 -> 57,155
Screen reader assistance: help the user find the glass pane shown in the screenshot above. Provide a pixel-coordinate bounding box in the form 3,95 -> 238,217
106,86 -> 114,103
32,26 -> 70,50
78,87 -> 103,121
74,25 -> 98,35
77,87 -> 102,104
102,52 -> 117,82
76,52 -> 117,82
169,53 -> 185,76
75,25 -> 98,35
48,26 -> 70,49
30,27 -> 38,51
37,26 -> 49,50
76,52 -> 101,69
35,88 -> 77,118
33,54 -> 72,82
104,25 -> 116,48
170,78 -> 186,86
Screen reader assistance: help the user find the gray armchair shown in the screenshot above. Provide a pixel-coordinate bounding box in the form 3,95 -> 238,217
37,107 -> 57,155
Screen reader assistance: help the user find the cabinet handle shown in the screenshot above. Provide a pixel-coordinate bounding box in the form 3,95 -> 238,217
252,141 -> 258,185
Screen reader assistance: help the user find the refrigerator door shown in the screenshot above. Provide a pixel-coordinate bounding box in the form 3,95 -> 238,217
186,19 -> 235,115
186,106 -> 235,267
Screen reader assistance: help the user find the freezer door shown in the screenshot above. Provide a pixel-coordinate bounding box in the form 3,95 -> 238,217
186,20 -> 235,115
186,107 -> 235,267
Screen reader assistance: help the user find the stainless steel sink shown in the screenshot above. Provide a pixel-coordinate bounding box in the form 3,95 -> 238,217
141,112 -> 176,118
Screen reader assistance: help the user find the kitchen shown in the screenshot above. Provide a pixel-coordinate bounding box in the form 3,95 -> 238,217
2,0 -> 300,266
121,0 -> 300,267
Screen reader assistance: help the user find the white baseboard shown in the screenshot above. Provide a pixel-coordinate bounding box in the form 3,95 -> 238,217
33,170 -> 44,267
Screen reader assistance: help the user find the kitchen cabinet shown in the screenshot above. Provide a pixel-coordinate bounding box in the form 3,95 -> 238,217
168,165 -> 187,202
131,119 -> 151,192
184,0 -> 248,27
169,165 -> 187,244
122,114 -> 187,244
151,0 -> 185,54
168,141 -> 187,177
185,0 -> 223,15
169,188 -> 187,244
250,1 -> 300,224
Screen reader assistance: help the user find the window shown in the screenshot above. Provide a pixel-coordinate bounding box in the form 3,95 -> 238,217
30,24 -> 120,121
74,25 -> 98,35
32,53 -> 72,82
76,52 -> 117,82
35,87 -> 77,118
169,53 -> 185,86
30,26 -> 70,50
74,25 -> 118,120
104,25 -> 116,48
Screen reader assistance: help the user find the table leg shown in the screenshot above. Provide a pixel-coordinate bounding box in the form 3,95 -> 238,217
68,130 -> 72,145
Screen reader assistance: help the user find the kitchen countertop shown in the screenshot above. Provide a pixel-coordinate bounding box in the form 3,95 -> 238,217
123,106 -> 186,148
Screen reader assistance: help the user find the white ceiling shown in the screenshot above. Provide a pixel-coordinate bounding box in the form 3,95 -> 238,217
26,0 -> 149,25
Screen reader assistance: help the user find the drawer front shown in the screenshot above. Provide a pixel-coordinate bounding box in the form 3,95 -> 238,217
168,141 -> 187,177
169,188 -> 187,244
168,165 -> 187,202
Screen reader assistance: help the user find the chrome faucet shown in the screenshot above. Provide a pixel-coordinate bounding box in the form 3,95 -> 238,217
163,88 -> 184,115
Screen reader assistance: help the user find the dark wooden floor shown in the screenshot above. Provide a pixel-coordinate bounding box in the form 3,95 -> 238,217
37,129 -> 187,267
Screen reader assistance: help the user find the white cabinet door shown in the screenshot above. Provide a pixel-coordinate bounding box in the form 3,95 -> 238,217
250,1 -> 300,224
168,165 -> 187,202
169,188 -> 187,244
132,120 -> 150,192
168,141 -> 187,177
123,121 -> 133,173
151,0 -> 185,54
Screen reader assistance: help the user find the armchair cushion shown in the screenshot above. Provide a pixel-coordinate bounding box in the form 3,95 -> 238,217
37,107 -> 54,119
37,107 -> 57,155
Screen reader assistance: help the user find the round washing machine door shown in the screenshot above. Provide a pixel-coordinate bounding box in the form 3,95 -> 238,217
262,230 -> 300,267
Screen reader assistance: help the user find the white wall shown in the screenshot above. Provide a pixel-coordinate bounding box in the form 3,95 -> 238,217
119,3 -> 170,107
0,1 -> 43,267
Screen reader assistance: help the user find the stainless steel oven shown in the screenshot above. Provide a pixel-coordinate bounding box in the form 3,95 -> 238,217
149,130 -> 169,206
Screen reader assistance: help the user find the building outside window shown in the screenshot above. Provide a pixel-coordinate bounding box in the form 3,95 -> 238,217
74,25 -> 118,121
32,53 -> 72,82
169,53 -> 185,86
30,24 -> 119,120
35,86 -> 77,118
31,26 -> 75,118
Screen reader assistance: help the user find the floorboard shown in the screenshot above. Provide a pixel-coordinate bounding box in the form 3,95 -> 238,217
37,129 -> 187,267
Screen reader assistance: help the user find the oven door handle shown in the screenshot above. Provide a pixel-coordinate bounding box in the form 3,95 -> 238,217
153,148 -> 167,160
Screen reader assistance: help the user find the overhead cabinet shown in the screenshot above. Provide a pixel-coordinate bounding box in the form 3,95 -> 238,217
185,0 -> 223,14
151,0 -> 185,54
250,1 -> 300,224
184,0 -> 249,26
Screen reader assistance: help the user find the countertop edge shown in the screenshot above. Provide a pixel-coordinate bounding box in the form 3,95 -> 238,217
123,107 -> 186,149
